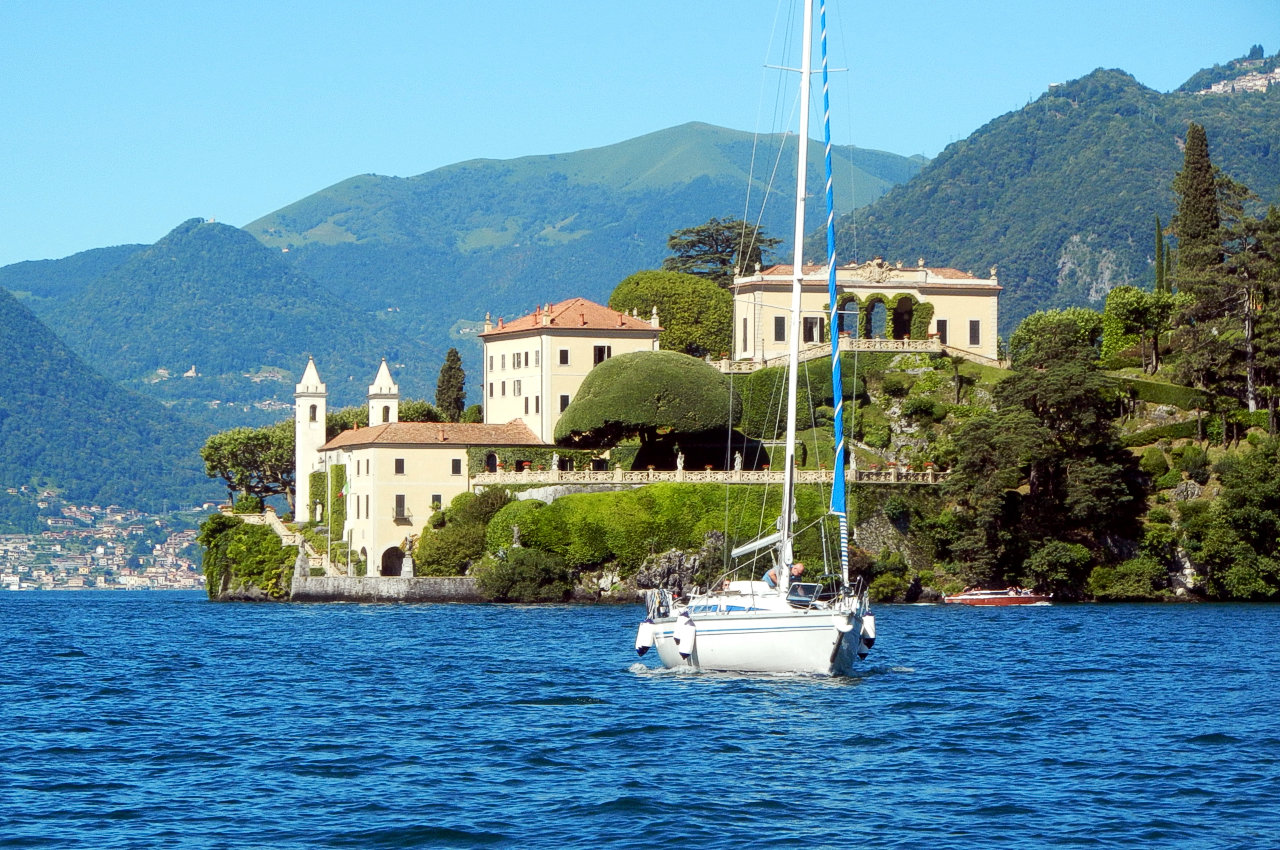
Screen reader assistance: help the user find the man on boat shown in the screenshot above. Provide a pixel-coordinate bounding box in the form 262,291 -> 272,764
763,562 -> 804,588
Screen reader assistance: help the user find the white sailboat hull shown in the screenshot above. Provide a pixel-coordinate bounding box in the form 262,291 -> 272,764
650,607 -> 867,676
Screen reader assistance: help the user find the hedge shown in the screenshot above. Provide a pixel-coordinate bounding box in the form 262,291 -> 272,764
1122,421 -> 1198,447
1111,377 -> 1210,410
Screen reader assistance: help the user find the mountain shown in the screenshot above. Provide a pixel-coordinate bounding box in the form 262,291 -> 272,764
0,286 -> 217,510
22,219 -> 435,413
0,244 -> 144,301
245,121 -> 924,316
831,60 -> 1280,333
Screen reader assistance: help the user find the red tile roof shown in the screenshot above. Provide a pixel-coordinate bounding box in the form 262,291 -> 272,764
478,297 -> 661,337
321,420 -> 543,450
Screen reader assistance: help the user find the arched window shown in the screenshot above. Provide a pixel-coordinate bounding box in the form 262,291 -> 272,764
309,404 -> 317,422
382,405 -> 390,423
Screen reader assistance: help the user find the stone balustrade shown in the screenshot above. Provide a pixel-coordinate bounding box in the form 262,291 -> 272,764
470,464 -> 947,488
705,336 -> 1007,374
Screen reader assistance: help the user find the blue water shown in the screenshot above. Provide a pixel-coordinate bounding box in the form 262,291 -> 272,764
2,594 -> 1278,849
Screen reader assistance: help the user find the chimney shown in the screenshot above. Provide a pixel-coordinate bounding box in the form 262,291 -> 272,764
498,317 -> 504,329
580,313 -> 586,326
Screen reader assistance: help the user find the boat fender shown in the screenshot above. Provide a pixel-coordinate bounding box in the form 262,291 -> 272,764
673,615 -> 696,660
635,619 -> 656,656
834,615 -> 854,634
857,614 -> 876,659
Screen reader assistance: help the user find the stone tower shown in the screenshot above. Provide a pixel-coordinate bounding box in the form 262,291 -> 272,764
367,358 -> 399,426
294,357 -> 327,523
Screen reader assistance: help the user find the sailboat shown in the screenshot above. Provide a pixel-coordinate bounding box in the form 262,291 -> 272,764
633,0 -> 874,675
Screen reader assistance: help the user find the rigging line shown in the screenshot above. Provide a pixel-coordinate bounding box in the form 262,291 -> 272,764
742,0 -> 790,270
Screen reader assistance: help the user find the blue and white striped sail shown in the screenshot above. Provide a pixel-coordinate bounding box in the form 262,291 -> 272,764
817,0 -> 850,584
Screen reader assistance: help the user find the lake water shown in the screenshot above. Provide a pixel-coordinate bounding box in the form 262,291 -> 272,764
2,593 -> 1278,849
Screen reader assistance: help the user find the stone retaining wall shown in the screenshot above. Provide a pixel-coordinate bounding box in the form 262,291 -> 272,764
290,575 -> 483,603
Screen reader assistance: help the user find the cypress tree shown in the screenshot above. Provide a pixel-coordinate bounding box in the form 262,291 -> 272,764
1173,122 -> 1221,276
1154,214 -> 1166,293
435,348 -> 466,422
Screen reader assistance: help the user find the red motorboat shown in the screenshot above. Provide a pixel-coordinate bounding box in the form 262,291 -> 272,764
943,587 -> 1052,606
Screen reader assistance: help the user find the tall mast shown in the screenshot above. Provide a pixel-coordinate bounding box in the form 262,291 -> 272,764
779,0 -> 814,595
818,0 -> 850,586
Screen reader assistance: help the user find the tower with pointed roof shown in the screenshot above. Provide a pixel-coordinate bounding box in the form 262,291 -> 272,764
294,357 -> 328,522
367,358 -> 399,426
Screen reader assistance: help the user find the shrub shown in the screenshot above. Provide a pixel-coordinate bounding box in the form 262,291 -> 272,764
881,374 -> 910,398
1021,540 -> 1093,595
1147,506 -> 1173,525
902,396 -> 944,423
869,572 -> 908,602
1174,445 -> 1210,484
197,513 -> 294,600
1121,421 -> 1198,447
414,522 -> 487,576
1086,556 -> 1167,601
485,499 -> 547,551
1155,469 -> 1184,490
1139,447 -> 1169,477
232,494 -> 264,514
473,548 -> 573,602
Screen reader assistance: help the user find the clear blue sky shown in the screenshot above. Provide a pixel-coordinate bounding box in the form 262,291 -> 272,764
2,0 -> 1276,268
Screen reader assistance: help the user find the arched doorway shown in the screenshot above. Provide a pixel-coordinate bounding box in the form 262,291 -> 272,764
836,295 -> 860,336
484,452 -> 498,473
891,297 -> 915,340
865,299 -> 888,339
380,546 -> 405,576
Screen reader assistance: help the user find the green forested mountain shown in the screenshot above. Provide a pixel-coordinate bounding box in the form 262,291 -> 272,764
245,122 -> 923,316
22,218 -> 434,412
0,244 -> 144,301
832,63 -> 1280,333
0,286 -> 217,509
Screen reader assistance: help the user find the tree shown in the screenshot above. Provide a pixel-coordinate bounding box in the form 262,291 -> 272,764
200,420 -> 296,511
1007,307 -> 1102,367
435,347 -> 466,422
1173,122 -> 1221,280
553,351 -> 741,451
608,270 -> 733,358
662,217 -> 781,288
399,399 -> 442,422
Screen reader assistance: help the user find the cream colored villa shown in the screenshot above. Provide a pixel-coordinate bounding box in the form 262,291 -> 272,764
733,258 -> 1002,362
478,297 -> 661,443
294,358 -> 540,577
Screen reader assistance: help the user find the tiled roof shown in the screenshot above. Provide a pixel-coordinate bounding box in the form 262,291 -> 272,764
478,297 -> 661,337
321,420 -> 543,450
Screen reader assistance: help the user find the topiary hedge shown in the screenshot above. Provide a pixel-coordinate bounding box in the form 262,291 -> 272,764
197,513 -> 296,600
1121,420 -> 1198,447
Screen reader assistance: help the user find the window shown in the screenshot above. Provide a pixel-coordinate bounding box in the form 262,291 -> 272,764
381,405 -> 390,423
513,379 -> 522,397
500,354 -> 506,370
524,397 -> 529,414
525,351 -> 530,368
936,319 -> 948,345
431,494 -> 441,508
969,320 -> 981,346
501,381 -> 506,397
774,316 -> 786,342
394,494 -> 407,519
488,355 -> 493,371
489,382 -> 494,398
364,495 -> 369,518
534,350 -> 540,367
451,458 -> 462,475
534,396 -> 540,414
394,458 -> 405,475
558,349 -> 570,366
803,316 -> 825,344
742,318 -> 748,352
355,497 -> 360,519
560,394 -> 571,412
593,345 -> 612,365
514,353 -> 522,369
309,404 -> 317,422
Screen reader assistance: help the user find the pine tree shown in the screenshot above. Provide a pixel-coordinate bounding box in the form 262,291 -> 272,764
435,348 -> 466,422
